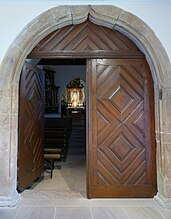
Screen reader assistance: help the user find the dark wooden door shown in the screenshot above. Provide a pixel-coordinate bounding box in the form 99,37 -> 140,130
18,62 -> 44,191
87,59 -> 156,198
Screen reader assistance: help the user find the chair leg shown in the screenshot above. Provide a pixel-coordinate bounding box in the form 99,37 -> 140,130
44,153 -> 60,178
50,159 -> 53,178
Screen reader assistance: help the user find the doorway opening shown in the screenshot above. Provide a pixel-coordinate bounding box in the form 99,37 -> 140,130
17,58 -> 87,197
17,20 -> 156,199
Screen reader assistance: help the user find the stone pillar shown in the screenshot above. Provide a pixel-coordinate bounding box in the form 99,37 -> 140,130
0,90 -> 20,206
154,88 -> 171,207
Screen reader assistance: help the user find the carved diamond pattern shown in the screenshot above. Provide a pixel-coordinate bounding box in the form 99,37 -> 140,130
97,111 -> 111,135
109,86 -> 132,113
109,135 -> 134,162
133,112 -> 144,134
18,62 -> 44,190
90,59 -> 155,194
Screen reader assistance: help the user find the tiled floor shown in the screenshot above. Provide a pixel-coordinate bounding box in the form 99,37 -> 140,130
1,126 -> 171,218
31,156 -> 86,197
1,192 -> 171,219
1,156 -> 171,219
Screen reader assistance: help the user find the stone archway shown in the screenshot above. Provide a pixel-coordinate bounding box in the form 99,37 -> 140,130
0,5 -> 171,207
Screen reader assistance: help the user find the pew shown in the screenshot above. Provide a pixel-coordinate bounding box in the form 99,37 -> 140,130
44,148 -> 61,178
44,117 -> 72,163
45,117 -> 72,137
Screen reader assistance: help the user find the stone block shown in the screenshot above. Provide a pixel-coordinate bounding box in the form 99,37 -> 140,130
0,89 -> 18,115
89,5 -> 122,29
71,5 -> 89,25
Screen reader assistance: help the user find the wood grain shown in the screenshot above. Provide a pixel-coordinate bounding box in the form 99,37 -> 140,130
88,59 -> 156,198
28,20 -> 144,59
18,62 -> 44,191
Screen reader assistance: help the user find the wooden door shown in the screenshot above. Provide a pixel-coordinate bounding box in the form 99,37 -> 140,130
18,62 -> 44,191
87,59 -> 156,198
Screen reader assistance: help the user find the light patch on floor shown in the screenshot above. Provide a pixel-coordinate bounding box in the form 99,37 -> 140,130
30,157 -> 86,198
1,157 -> 171,218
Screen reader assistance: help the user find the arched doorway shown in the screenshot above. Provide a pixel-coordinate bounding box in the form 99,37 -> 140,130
0,5 -> 171,207
22,20 -> 156,198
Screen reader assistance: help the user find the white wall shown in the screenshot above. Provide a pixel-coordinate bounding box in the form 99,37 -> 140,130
0,1 -> 171,63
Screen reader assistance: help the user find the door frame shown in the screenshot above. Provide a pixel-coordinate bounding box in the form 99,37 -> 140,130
0,5 -> 171,207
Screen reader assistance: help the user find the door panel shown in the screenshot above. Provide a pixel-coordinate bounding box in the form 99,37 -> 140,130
29,20 -> 144,59
87,59 -> 156,198
18,62 -> 44,191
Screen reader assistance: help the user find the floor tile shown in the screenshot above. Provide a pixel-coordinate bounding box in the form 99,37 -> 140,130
154,205 -> 171,219
52,198 -> 90,206
33,175 -> 76,191
0,208 -> 18,219
91,206 -> 130,219
123,206 -> 165,219
55,206 -> 92,219
20,190 -> 54,206
90,198 -> 157,206
14,206 -> 55,219
53,167 -> 72,176
75,176 -> 86,192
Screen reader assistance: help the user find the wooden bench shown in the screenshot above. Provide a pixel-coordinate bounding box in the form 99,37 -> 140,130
44,118 -> 72,162
45,117 -> 72,137
44,148 -> 61,178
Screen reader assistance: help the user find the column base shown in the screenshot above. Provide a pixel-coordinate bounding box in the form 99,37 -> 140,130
0,191 -> 20,208
154,192 -> 171,208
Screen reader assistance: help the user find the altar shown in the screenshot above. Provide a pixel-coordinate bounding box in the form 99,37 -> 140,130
62,78 -> 86,125
66,107 -> 85,124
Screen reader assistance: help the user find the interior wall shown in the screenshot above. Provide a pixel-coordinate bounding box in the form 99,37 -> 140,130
0,2 -> 171,63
